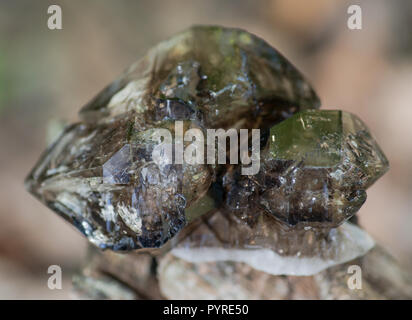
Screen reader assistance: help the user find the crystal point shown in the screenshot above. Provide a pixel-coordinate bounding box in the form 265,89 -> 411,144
224,110 -> 389,229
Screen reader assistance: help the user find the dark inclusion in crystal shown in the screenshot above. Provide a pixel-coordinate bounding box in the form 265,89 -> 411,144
25,26 -> 388,254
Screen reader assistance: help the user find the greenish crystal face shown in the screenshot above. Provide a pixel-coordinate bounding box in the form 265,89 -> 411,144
223,108 -> 388,229
269,110 -> 343,167
267,109 -> 389,186
260,110 -> 388,227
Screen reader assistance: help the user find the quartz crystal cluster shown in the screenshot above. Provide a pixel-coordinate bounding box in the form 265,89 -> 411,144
26,26 -> 388,276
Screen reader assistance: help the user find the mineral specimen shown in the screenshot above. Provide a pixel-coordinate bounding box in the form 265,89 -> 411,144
25,26 -> 320,251
26,24 -> 388,280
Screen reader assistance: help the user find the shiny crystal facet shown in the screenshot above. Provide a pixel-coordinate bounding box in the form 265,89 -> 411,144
79,26 -> 320,128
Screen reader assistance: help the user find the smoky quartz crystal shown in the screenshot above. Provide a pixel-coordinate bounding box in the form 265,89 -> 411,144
25,25 -> 388,263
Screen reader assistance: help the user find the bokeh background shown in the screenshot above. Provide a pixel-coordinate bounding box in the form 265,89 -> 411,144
0,0 -> 411,299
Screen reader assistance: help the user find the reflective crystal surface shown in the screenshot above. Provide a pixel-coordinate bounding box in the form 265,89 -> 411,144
224,110 -> 389,229
79,25 -> 320,129
25,26 -> 320,251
